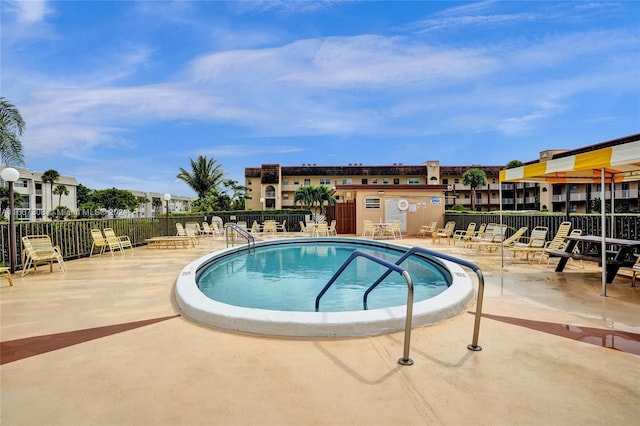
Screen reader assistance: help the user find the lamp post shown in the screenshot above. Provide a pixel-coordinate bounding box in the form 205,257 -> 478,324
2,168 -> 20,274
163,193 -> 171,236
259,197 -> 265,223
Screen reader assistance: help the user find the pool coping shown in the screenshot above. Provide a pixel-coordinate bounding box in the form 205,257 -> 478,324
174,237 -> 475,337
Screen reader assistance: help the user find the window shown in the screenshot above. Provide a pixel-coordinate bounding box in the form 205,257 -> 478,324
492,178 -> 496,184
283,179 -> 289,185
361,178 -> 368,184
442,178 -> 449,184
341,178 -> 352,184
283,194 -> 289,200
304,179 -> 311,186
293,179 -> 299,185
247,179 -> 252,185
365,197 -> 381,209
14,179 -> 28,188
407,178 -> 420,184
383,178 -> 389,184
454,178 -> 460,184
372,178 -> 378,184
393,178 -> 400,184
320,178 -> 330,185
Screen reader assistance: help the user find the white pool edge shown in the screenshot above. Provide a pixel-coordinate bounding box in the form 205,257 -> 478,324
174,238 -> 475,337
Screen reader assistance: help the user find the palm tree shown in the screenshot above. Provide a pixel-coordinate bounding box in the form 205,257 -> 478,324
41,169 -> 60,213
53,184 -> 69,207
463,168 -> 487,211
176,156 -> 225,199
294,185 -> 336,222
0,97 -> 25,166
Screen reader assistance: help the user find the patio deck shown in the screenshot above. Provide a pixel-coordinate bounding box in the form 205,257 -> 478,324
1,235 -> 639,425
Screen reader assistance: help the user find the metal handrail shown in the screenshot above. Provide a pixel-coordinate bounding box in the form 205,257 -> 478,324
361,246 -> 486,352
224,223 -> 256,252
315,249 -> 415,366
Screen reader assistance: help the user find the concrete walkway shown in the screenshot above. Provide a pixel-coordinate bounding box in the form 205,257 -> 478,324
1,234 -> 639,425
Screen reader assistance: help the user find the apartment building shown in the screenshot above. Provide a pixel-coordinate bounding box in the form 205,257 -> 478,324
0,166 -> 78,221
244,134 -> 640,233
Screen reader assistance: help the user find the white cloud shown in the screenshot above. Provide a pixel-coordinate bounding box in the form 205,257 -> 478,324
4,0 -> 52,23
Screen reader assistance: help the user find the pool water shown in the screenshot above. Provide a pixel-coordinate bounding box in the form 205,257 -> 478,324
197,242 -> 449,312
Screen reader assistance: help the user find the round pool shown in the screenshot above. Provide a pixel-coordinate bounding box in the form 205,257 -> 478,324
175,238 -> 474,337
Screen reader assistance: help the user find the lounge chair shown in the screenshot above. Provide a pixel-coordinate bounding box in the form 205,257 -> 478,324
506,226 -> 549,261
275,220 -> 287,233
539,222 -> 573,266
417,221 -> 437,238
474,226 -> 528,252
21,235 -> 66,277
466,224 -> 508,249
432,221 -> 456,244
89,228 -> 109,257
452,222 -> 476,246
299,221 -> 312,236
103,228 -> 133,255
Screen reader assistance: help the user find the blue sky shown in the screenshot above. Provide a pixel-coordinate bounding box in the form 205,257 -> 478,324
2,1 -> 639,197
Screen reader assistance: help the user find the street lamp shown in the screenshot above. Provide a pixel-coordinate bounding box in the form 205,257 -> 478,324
259,197 -> 265,223
1,167 -> 20,274
163,193 -> 171,236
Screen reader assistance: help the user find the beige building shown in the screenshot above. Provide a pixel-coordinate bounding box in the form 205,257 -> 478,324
244,133 -> 640,235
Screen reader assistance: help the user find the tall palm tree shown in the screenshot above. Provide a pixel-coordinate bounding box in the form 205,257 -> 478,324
176,156 -> 225,199
41,169 -> 60,212
463,168 -> 487,211
53,184 -> 69,207
0,97 -> 25,166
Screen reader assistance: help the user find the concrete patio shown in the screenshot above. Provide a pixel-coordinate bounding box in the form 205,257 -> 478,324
1,234 -> 639,425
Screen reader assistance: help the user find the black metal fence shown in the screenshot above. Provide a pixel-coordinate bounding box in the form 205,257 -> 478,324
0,211 -> 313,270
444,213 -> 640,243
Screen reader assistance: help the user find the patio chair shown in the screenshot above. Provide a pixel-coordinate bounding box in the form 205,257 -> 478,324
103,228 -> 133,255
201,222 -> 215,237
328,220 -> 338,236
417,221 -> 437,238
299,221 -> 312,236
0,266 -> 13,286
362,220 -> 380,239
432,221 -> 456,244
89,228 -> 109,257
262,220 -> 277,237
275,219 -> 287,233
314,222 -> 330,237
632,255 -> 640,287
452,222 -> 476,246
21,235 -> 66,277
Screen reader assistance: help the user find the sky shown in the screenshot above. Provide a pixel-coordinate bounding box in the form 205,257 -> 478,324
1,1 -> 639,197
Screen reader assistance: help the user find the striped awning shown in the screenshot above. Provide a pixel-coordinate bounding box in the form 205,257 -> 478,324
500,139 -> 640,183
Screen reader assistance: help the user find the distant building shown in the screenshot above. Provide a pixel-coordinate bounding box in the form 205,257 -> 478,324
0,166 -> 195,220
244,134 -> 640,234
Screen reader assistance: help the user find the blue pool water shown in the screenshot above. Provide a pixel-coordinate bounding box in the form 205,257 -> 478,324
196,242 -> 450,312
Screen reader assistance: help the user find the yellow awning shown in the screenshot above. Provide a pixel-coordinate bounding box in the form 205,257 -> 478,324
500,139 -> 640,183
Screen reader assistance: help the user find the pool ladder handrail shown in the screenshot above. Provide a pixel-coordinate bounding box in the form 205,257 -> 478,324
360,246 -> 485,353
224,223 -> 256,252
315,249 -> 415,366
315,246 -> 486,365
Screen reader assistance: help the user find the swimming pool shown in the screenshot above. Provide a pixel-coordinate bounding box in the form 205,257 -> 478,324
175,238 -> 474,337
